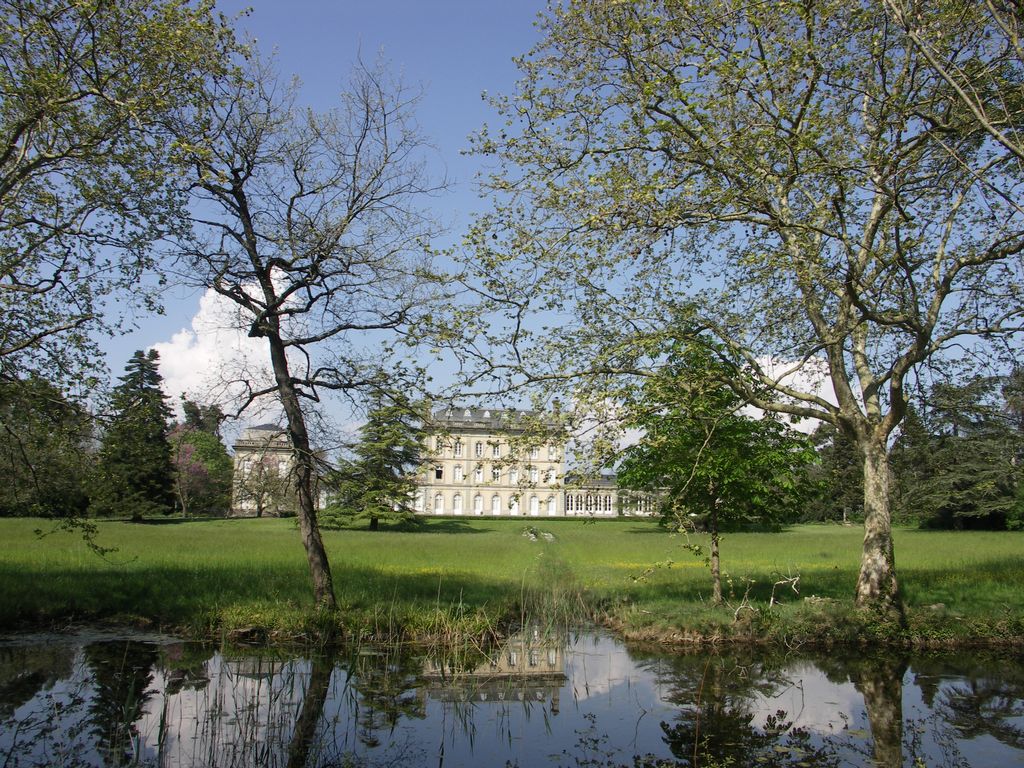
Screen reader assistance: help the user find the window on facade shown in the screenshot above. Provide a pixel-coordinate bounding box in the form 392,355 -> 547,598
492,443 -> 500,458
491,494 -> 501,515
529,495 -> 539,515
435,436 -> 444,452
454,440 -> 463,457
529,466 -> 539,483
475,441 -> 483,458
548,444 -> 557,459
474,465 -> 484,482
543,469 -> 552,484
491,467 -> 500,482
509,468 -> 519,484
415,492 -> 424,511
453,465 -> 463,482
434,466 -> 443,480
473,494 -> 483,514
453,493 -> 463,514
547,496 -> 556,515
433,493 -> 443,514
529,446 -> 540,459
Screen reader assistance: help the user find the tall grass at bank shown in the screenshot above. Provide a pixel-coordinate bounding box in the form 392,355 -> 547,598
1,517 -> 1022,643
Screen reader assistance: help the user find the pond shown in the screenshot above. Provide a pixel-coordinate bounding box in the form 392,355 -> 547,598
1,628 -> 1021,767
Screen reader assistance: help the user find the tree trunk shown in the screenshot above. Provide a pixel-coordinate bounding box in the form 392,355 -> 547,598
369,514 -> 379,531
855,436 -> 902,616
710,503 -> 722,606
267,332 -> 337,611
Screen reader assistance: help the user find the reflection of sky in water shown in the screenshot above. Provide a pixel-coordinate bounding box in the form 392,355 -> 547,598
2,631 -> 1024,767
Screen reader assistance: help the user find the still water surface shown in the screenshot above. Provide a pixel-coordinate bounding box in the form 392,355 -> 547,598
1,629 -> 1022,767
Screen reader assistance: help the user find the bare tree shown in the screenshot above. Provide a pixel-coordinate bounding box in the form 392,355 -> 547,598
174,57 -> 445,610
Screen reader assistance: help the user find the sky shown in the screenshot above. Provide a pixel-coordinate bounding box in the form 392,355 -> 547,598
103,0 -> 551,424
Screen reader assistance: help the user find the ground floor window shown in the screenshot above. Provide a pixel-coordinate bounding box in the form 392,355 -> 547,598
491,494 -> 501,515
433,493 -> 443,514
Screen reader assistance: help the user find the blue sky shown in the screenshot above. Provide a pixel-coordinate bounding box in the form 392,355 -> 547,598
105,0 -> 550,400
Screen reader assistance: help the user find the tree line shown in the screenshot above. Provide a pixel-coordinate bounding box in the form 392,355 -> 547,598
0,350 -> 233,520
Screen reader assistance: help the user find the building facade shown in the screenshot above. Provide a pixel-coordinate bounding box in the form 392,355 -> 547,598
415,407 -> 654,518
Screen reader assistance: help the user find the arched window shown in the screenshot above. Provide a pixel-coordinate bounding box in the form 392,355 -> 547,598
414,492 -> 424,512
473,494 -> 483,515
510,498 -> 520,515
491,494 -> 501,515
546,496 -> 556,516
453,493 -> 463,515
433,493 -> 443,514
529,495 -> 539,516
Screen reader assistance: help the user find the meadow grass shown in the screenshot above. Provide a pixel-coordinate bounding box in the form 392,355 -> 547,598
1,516 -> 1021,645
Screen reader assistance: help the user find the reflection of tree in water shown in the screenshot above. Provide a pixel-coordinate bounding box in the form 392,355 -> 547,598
633,651 -> 840,768
812,652 -> 908,768
0,644 -> 76,720
83,640 -> 159,766
345,647 -> 426,748
938,677 -> 1024,751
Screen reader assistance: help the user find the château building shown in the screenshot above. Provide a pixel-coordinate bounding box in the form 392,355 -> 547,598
416,406 -> 653,518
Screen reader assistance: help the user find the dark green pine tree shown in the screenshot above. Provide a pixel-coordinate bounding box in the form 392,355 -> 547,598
321,394 -> 426,531
93,350 -> 175,520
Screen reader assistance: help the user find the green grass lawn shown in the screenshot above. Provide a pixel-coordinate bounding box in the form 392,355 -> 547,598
1,516 -> 1021,644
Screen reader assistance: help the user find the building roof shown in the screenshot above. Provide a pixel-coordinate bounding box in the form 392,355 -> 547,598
428,406 -> 554,430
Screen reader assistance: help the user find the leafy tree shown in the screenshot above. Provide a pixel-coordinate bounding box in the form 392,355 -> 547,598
321,394 -> 425,531
617,341 -> 815,606
0,0 -> 238,382
92,350 -> 174,520
173,55 -> 445,609
170,426 -> 232,517
899,378 -> 1020,529
461,0 -> 1024,615
0,377 -> 92,517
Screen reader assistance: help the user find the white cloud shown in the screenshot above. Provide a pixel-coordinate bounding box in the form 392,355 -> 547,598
151,288 -> 278,420
745,356 -> 838,434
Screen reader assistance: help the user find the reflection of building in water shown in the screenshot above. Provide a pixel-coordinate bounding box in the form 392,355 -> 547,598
420,632 -> 566,712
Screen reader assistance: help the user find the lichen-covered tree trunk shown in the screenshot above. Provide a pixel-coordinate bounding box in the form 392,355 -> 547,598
855,436 -> 901,615
268,332 -> 337,611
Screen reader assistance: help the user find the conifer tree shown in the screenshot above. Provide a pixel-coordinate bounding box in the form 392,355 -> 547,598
322,394 -> 425,531
93,350 -> 175,520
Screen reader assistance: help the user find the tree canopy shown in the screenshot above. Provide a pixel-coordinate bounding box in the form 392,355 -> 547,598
0,0 -> 237,383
